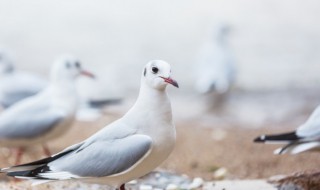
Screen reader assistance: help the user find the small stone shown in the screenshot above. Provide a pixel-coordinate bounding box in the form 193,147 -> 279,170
166,184 -> 178,190
211,129 -> 227,141
139,184 -> 153,190
128,180 -> 138,185
268,174 -> 287,183
188,177 -> 204,189
213,167 -> 228,180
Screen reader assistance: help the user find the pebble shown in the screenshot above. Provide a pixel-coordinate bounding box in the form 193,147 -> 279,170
211,129 -> 227,141
188,177 -> 204,189
139,184 -> 153,190
213,167 -> 228,180
128,180 -> 138,185
166,184 -> 178,190
130,170 -> 191,189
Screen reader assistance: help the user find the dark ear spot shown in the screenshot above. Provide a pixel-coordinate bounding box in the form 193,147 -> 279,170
144,68 -> 146,77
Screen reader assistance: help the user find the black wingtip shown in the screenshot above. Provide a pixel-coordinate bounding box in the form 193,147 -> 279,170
253,131 -> 300,143
7,165 -> 51,179
253,135 -> 266,143
7,170 -> 29,177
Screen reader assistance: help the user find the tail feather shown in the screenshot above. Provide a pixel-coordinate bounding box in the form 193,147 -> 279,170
6,165 -> 51,179
31,179 -> 54,186
1,142 -> 84,173
273,142 -> 297,154
274,142 -> 320,155
254,131 -> 300,143
1,149 -> 74,173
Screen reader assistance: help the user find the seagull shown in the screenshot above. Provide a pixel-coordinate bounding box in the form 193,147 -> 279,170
195,23 -> 236,95
0,49 -> 121,120
254,105 -> 320,154
0,49 -> 47,108
0,55 -> 95,165
1,60 -> 179,190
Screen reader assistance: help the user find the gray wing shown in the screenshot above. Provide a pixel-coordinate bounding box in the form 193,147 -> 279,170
48,134 -> 152,177
0,104 -> 65,139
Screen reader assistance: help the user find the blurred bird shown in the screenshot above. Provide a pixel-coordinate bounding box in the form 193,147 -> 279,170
0,49 -> 121,119
0,56 -> 95,164
76,98 -> 122,122
254,105 -> 320,154
195,24 -> 236,94
1,60 -> 178,190
0,49 -> 47,108
195,24 -> 236,109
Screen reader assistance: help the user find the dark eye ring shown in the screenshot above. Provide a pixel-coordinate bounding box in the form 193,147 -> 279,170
152,67 -> 159,74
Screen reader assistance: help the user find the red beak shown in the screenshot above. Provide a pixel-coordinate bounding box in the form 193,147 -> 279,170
80,70 -> 96,79
160,76 -> 179,88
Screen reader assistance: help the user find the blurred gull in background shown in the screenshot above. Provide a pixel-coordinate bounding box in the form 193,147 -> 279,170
0,48 -> 47,108
0,55 -> 95,164
0,48 -> 121,121
195,23 -> 236,109
1,60 -> 179,190
254,105 -> 320,154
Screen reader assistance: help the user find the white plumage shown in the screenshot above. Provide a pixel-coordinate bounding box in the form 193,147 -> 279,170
1,60 -> 179,190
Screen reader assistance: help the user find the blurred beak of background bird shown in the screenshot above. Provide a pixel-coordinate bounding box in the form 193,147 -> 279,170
80,70 -> 96,79
160,76 -> 179,88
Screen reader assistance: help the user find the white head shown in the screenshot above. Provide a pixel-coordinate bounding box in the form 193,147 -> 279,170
213,23 -> 230,43
142,60 -> 179,90
0,49 -> 14,75
50,55 -> 95,84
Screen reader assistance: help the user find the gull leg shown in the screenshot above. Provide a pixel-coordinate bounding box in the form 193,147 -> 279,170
14,147 -> 24,165
120,184 -> 126,190
42,143 -> 51,157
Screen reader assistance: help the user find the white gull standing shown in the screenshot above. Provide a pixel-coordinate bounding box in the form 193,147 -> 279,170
195,24 -> 236,95
1,60 -> 179,190
254,105 -> 320,154
195,24 -> 236,110
0,56 -> 94,164
0,49 -> 116,116
0,49 -> 47,108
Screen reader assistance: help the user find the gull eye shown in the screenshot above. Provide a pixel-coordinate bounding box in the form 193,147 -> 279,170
152,67 -> 159,74
75,61 -> 81,68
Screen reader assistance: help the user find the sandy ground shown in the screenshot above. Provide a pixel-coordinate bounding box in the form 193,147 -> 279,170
0,114 -> 318,188
0,90 -> 319,189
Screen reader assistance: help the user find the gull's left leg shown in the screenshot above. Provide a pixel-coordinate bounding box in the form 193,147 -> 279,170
120,184 -> 126,190
14,147 -> 24,165
42,143 -> 51,157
